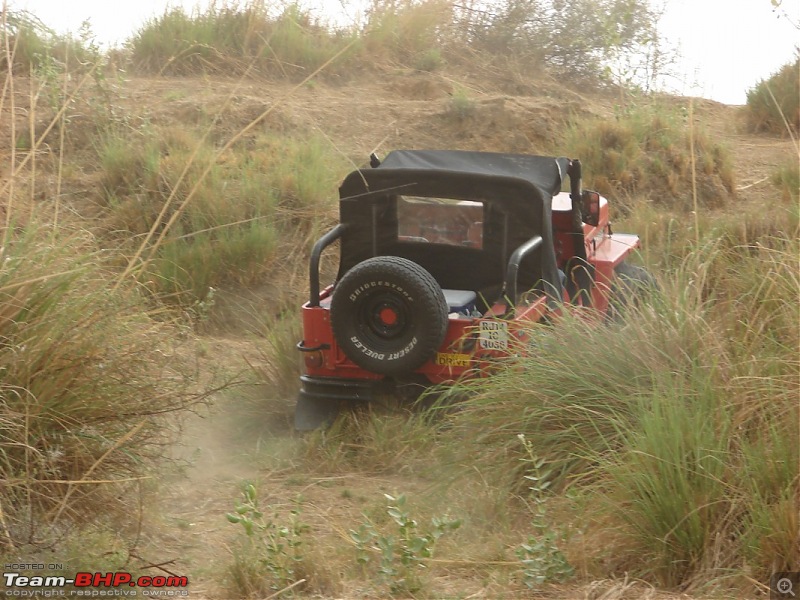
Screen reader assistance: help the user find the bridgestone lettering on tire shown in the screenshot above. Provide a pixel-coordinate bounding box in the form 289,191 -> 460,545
330,256 -> 448,375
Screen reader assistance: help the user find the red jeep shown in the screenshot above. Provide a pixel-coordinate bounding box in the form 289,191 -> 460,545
295,150 -> 649,429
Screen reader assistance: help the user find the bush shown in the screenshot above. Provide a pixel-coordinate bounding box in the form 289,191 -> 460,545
226,484 -> 309,596
444,234 -> 799,589
0,10 -> 104,74
745,55 -> 799,135
96,125 -> 344,306
129,2 -> 357,78
0,228 -> 210,545
565,102 -> 736,209
455,0 -> 660,79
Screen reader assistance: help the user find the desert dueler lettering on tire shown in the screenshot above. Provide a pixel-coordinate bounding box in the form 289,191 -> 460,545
330,256 -> 448,375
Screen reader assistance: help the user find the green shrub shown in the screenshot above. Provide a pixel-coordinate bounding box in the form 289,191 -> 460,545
444,234 -> 799,588
445,86 -> 476,121
226,483 -> 309,596
456,0 -> 659,79
515,435 -> 574,588
745,55 -> 799,135
413,48 -> 443,71
350,493 -> 460,595
129,2 -> 357,78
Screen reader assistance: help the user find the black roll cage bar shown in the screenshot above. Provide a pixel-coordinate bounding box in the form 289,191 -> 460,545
308,223 -> 347,307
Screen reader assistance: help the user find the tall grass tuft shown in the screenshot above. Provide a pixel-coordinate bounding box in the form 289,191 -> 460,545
0,228 -> 212,545
565,102 -> 735,210
772,159 -> 800,202
443,233 -> 799,589
129,1 -> 357,78
300,409 -> 440,476
745,54 -> 799,135
252,314 -> 304,402
362,0 -> 453,66
95,125 -> 344,305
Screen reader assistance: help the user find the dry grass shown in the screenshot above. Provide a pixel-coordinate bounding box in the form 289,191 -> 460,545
564,101 -> 736,210
0,232 -> 221,550
744,54 -> 799,136
124,0 -> 664,85
93,102 -> 347,307
438,230 -> 798,591
1,3 -> 796,598
0,16 -> 226,562
130,2 -> 358,78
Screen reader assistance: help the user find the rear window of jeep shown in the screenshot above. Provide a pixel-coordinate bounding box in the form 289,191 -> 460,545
397,196 -> 484,249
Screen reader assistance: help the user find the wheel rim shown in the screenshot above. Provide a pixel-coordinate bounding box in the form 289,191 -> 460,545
357,292 -> 411,347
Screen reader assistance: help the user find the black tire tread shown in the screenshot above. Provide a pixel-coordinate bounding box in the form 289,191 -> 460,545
608,261 -> 658,318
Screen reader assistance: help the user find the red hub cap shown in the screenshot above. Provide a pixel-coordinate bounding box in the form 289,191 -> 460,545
379,307 -> 398,326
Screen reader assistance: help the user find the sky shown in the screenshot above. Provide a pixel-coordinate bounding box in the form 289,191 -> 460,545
11,0 -> 800,105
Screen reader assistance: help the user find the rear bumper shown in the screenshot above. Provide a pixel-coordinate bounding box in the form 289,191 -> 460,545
299,375 -> 376,403
295,375 -> 376,431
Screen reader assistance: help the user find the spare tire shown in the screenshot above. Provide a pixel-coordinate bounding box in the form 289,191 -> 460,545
330,256 -> 448,375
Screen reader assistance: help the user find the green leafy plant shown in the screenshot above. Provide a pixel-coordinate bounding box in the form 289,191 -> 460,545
349,493 -> 461,594
226,483 -> 309,594
446,86 -> 475,121
515,434 -> 574,588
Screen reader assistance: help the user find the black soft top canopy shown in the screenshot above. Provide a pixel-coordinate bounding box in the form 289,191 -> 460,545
335,150 -> 572,305
371,149 -> 569,200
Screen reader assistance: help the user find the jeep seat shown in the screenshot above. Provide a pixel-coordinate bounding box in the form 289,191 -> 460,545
443,289 -> 477,315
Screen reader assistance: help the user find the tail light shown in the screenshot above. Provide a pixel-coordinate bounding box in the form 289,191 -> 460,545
304,351 -> 324,369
